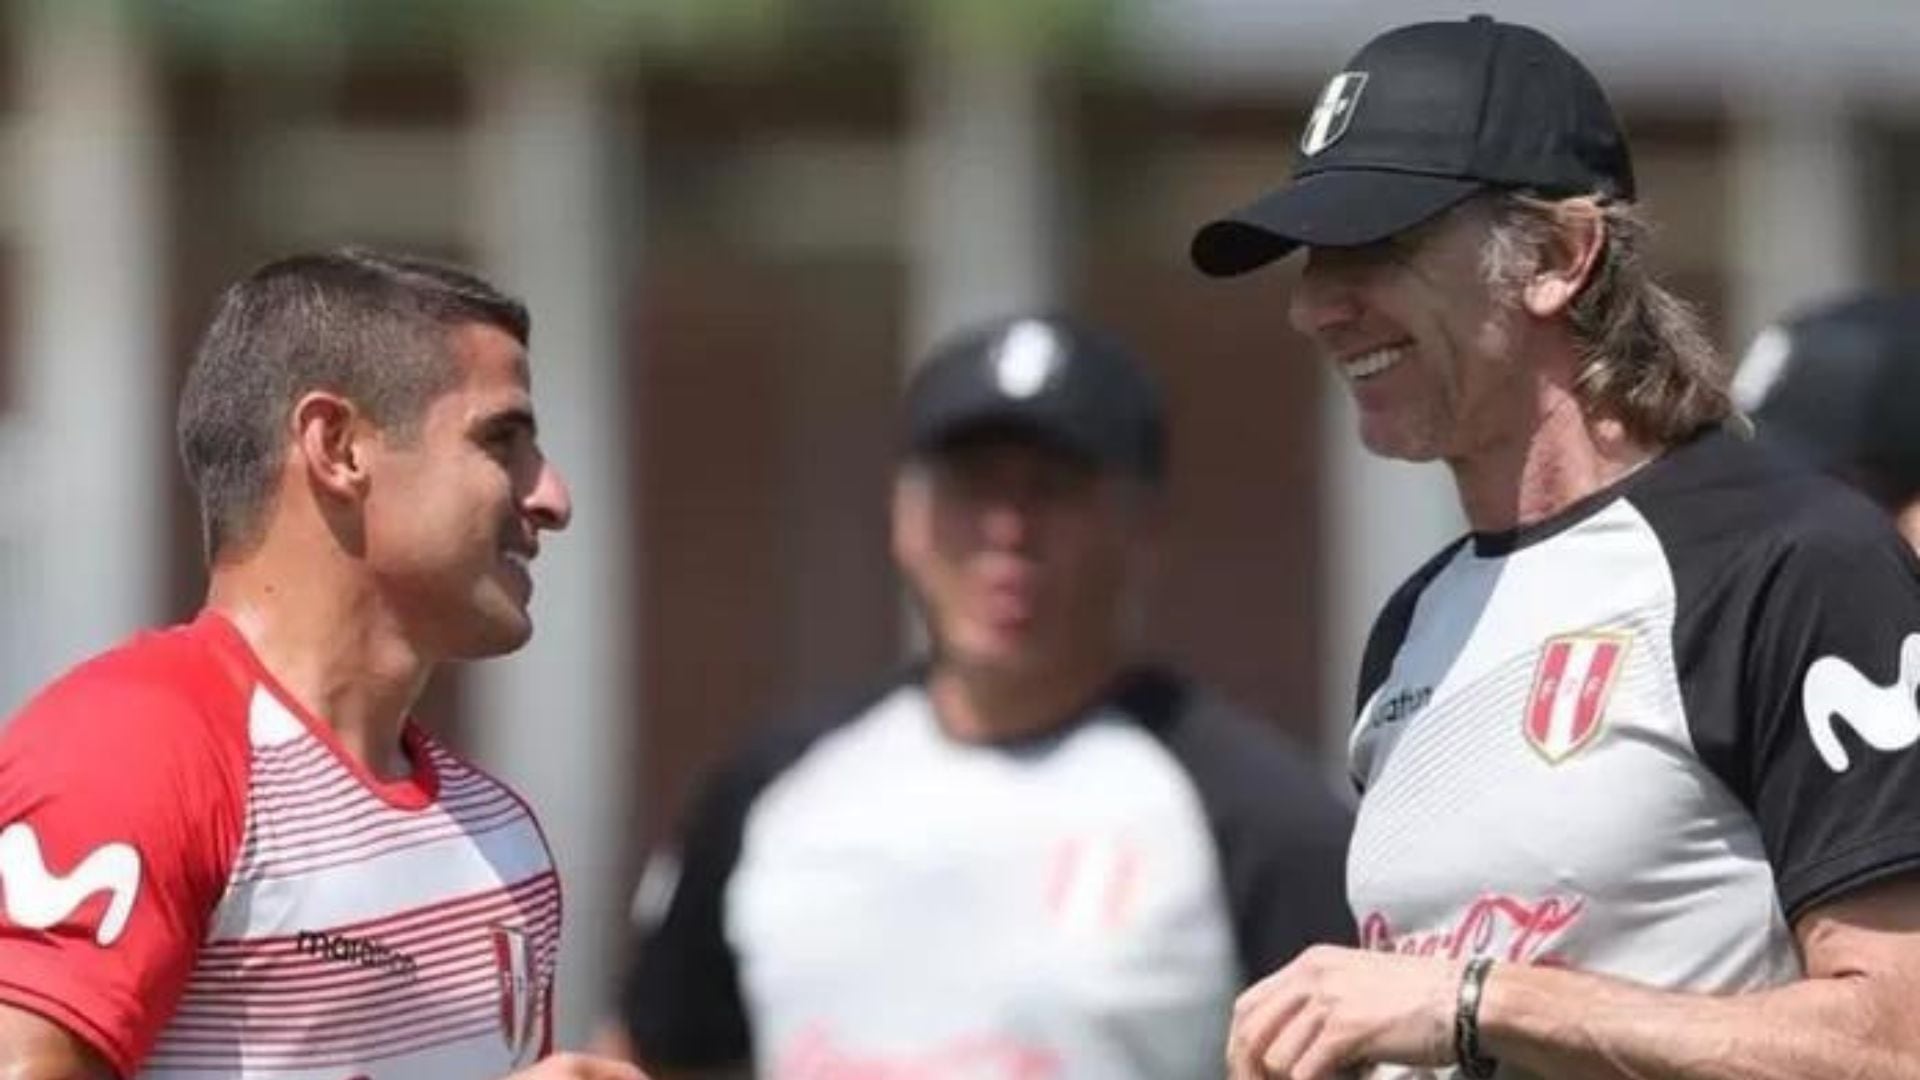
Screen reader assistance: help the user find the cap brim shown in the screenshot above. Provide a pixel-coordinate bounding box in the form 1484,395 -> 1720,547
1190,170 -> 1487,277
912,411 -> 1108,467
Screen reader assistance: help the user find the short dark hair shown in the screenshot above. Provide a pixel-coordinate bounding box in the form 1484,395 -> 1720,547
177,247 -> 530,561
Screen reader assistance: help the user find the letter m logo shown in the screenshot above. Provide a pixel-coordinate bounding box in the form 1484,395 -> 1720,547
1803,633 -> 1920,773
0,822 -> 142,946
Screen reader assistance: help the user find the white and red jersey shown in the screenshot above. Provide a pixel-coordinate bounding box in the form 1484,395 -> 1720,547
622,667 -> 1355,1080
0,611 -> 560,1079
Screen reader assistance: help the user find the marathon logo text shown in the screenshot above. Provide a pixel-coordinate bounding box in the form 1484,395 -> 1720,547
295,928 -> 419,978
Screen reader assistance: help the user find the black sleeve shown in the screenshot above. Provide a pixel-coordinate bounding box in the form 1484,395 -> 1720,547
1352,539 -> 1465,792
1723,516 -> 1920,919
618,728 -> 816,1070
1132,671 -> 1357,984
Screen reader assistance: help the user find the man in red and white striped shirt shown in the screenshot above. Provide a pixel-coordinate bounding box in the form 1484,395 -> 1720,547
0,249 -> 643,1080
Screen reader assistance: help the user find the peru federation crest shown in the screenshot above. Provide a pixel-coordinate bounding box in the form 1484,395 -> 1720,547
491,923 -> 547,1067
1300,72 -> 1368,156
1524,632 -> 1631,763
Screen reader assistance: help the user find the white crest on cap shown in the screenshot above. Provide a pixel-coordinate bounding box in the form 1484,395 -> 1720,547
1731,324 -> 1795,410
992,320 -> 1063,399
1301,72 -> 1368,156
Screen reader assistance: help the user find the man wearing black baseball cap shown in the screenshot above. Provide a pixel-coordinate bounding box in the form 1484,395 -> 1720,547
1198,16 -> 1920,1080
1737,292 -> 1920,550
608,314 -> 1354,1080
904,314 -> 1168,485
1191,15 -> 1634,278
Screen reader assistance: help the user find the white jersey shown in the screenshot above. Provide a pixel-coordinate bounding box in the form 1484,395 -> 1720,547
622,667 -> 1355,1080
1349,428 -> 1920,1078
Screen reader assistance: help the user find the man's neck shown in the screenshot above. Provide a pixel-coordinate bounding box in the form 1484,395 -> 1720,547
205,551 -> 430,782
926,650 -> 1129,745
1451,388 -> 1659,535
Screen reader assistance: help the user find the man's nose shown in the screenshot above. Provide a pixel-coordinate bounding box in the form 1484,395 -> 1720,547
525,459 -> 573,532
978,494 -> 1037,550
1288,261 -> 1363,340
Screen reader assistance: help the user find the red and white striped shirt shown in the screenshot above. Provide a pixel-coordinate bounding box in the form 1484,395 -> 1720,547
0,612 -> 560,1079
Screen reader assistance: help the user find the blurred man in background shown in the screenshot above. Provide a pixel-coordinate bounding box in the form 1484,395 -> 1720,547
609,313 -> 1354,1080
0,249 -> 642,1080
1736,291 -> 1920,551
1191,15 -> 1920,1079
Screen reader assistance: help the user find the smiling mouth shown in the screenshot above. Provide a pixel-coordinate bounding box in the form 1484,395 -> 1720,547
501,551 -> 535,590
1339,344 -> 1409,381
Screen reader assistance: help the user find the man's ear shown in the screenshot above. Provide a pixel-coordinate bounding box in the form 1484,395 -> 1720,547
889,468 -> 926,567
290,391 -> 371,501
1523,200 -> 1606,319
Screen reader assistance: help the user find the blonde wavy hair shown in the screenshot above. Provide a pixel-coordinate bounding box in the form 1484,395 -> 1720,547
1479,193 -> 1734,445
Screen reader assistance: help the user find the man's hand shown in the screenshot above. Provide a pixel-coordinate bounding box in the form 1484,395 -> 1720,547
1226,945 -> 1458,1080
504,1051 -> 651,1079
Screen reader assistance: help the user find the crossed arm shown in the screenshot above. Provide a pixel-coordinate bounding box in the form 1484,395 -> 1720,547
1227,873 -> 1920,1079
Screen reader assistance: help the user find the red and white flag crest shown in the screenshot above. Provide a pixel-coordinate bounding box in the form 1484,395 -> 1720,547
1524,631 -> 1631,763
491,923 -> 545,1067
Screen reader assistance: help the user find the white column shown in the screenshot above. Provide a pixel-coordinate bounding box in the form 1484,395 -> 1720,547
6,1 -> 165,704
467,53 -> 637,1047
902,32 -> 1059,652
1727,82 -> 1866,347
1318,373 -> 1463,778
906,32 -> 1059,357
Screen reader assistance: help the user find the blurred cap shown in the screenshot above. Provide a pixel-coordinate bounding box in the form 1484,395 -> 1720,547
904,315 -> 1165,482
1735,292 -> 1920,502
1191,14 -> 1635,277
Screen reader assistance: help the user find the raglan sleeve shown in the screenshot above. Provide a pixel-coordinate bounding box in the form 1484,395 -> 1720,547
1732,522 -> 1920,920
1350,540 -> 1463,795
1153,687 -> 1356,983
1205,731 -> 1357,980
618,753 -> 766,1071
0,673 -> 247,1076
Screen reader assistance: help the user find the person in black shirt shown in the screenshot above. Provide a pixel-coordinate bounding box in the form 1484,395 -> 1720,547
607,314 -> 1353,1080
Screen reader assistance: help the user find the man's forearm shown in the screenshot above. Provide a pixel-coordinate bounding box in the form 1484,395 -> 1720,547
1480,962 -> 1912,1080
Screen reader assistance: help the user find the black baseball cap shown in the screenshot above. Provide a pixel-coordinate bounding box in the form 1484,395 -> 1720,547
903,315 -> 1166,483
1191,15 -> 1636,277
1738,293 -> 1920,503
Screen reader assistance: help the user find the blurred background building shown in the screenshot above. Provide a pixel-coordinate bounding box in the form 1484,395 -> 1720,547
3,0 -> 1920,1046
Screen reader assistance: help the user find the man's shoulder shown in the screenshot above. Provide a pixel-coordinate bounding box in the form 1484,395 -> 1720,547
708,672 -> 919,802
1630,425 -> 1908,574
5,618 -> 242,749
1635,426 -> 1872,531
1113,667 -> 1271,749
1376,537 -> 1473,620
1117,666 -> 1350,821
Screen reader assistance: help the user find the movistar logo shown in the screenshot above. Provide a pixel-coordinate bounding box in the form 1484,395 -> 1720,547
0,822 -> 142,946
1803,633 -> 1920,772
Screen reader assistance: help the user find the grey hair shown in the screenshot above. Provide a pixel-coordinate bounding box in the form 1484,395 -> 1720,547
1480,193 -> 1733,445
